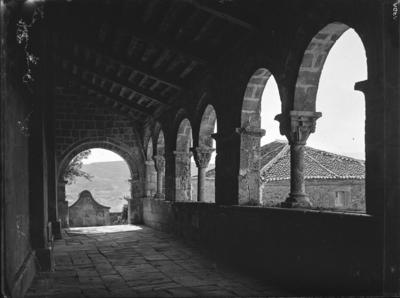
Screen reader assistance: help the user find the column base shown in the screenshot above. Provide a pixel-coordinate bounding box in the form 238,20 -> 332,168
154,193 -> 165,199
35,247 -> 54,272
281,193 -> 313,208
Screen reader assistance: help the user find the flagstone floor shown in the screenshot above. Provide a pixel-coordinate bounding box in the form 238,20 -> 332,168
26,225 -> 289,297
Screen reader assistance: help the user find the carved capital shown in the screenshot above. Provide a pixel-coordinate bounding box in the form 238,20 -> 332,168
152,155 -> 165,172
276,111 -> 321,145
191,147 -> 215,169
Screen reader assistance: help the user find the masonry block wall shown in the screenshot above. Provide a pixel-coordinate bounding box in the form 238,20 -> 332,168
55,92 -> 141,160
4,77 -> 35,298
142,198 -> 381,294
2,12 -> 36,297
69,191 -> 111,227
262,179 -> 365,210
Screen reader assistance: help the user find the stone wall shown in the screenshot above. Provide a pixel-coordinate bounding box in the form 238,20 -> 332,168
262,179 -> 365,211
142,198 -> 381,294
55,92 -> 140,159
3,69 -> 35,298
190,177 -> 365,211
69,202 -> 110,227
2,10 -> 36,297
69,195 -> 110,227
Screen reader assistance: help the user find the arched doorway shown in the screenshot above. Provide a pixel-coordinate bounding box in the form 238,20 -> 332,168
57,138 -> 144,226
64,148 -> 131,227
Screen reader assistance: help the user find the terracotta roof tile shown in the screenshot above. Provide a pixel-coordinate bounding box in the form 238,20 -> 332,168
261,141 -> 365,182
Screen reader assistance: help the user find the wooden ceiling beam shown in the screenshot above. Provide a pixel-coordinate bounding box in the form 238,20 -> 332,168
56,53 -> 172,108
57,59 -> 153,119
53,33 -> 184,91
183,0 -> 254,31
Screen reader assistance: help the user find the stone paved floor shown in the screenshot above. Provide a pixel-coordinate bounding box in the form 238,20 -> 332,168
26,225 -> 289,297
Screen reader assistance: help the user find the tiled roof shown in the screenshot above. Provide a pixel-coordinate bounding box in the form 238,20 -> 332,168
261,141 -> 365,182
205,140 -> 365,181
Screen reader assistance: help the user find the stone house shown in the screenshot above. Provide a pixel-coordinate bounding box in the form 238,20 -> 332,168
260,141 -> 365,211
200,140 -> 365,211
69,190 -> 111,227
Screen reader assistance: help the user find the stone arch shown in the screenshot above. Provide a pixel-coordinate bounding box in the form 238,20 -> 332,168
175,118 -> 193,201
146,138 -> 153,161
144,136 -> 157,197
199,104 -> 217,148
156,129 -> 165,155
194,104 -> 218,203
57,137 -> 145,225
294,22 -> 351,111
58,138 -> 140,181
152,128 -> 166,198
238,68 -> 281,205
176,118 -> 193,152
241,68 -> 272,129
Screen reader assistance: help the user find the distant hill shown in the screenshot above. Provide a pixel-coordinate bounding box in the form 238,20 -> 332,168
66,160 -> 215,211
66,161 -> 131,212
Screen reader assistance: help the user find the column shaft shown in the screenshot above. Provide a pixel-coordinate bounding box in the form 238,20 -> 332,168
290,144 -> 305,196
276,111 -> 321,208
198,167 -> 206,202
153,155 -> 165,199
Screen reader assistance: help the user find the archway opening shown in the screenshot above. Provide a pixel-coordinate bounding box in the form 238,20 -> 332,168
176,118 -> 193,201
259,74 -> 287,207
305,27 -> 367,212
145,138 -> 157,197
154,129 -> 166,198
239,68 -> 282,205
64,148 -> 131,227
193,105 -> 217,203
287,24 -> 368,212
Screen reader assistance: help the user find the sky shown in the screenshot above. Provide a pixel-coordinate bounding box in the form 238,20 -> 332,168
260,28 -> 367,160
83,29 -> 367,164
82,148 -> 123,164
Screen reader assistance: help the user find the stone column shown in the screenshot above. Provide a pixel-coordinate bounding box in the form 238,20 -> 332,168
174,151 -> 192,201
236,127 -> 266,205
191,147 -> 215,202
164,152 -> 176,201
128,177 -> 144,224
57,179 -> 69,228
276,111 -> 321,208
211,132 -> 240,205
144,160 -> 156,197
354,79 -> 383,216
153,155 -> 165,199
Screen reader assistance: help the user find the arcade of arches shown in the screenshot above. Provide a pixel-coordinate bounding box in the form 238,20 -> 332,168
1,0 -> 399,296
